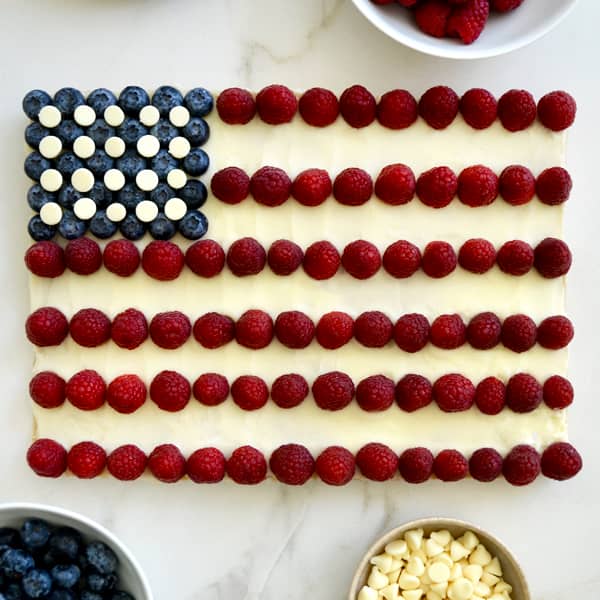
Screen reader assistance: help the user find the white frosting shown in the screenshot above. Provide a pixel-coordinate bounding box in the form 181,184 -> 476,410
38,135 -> 62,159
39,169 -> 62,192
164,197 -> 187,221
73,105 -> 96,127
104,136 -> 125,158
103,168 -> 125,191
139,105 -> 160,127
167,168 -> 187,189
73,136 -> 95,159
136,135 -> 160,158
104,105 -> 125,127
169,136 -> 191,159
38,105 -> 61,128
73,198 -> 96,221
106,203 -> 127,223
135,169 -> 159,192
71,167 -> 95,193
169,105 -> 190,127
135,200 -> 158,223
39,202 -> 62,226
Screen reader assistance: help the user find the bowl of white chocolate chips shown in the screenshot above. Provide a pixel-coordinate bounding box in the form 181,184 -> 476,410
349,518 -> 529,600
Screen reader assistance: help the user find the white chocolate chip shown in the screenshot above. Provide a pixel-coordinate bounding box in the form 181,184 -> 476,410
136,134 -> 160,158
71,167 -> 95,192
459,532 -> 479,552
135,169 -> 159,192
74,105 -> 96,127
104,168 -> 125,191
427,562 -> 450,584
450,541 -> 470,563
370,553 -> 393,574
430,531 -> 452,548
168,136 -> 191,159
474,581 -> 491,597
398,572 -> 420,591
73,197 -> 96,220
425,539 -> 444,558
387,569 -> 401,585
472,596 -> 485,600
104,105 -> 125,127
449,564 -> 463,582
448,578 -> 474,600
73,135 -> 95,159
169,105 -> 190,127
420,570 -> 432,586
385,540 -> 408,558
166,168 -> 187,189
430,582 -> 448,597
470,545 -> 492,567
485,557 -> 503,577
463,564 -> 483,582
390,559 -> 403,572
405,530 -> 424,552
406,556 -> 425,577
481,573 -> 500,587
135,200 -> 159,223
139,105 -> 160,126
494,582 -> 512,594
104,136 -> 126,158
40,169 -> 63,192
381,583 -> 400,600
38,135 -> 62,159
433,553 -> 453,569
106,202 -> 127,222
39,201 -> 62,225
38,105 -> 61,128
412,549 -> 427,564
357,585 -> 378,600
367,566 -> 387,590
401,590 -> 423,600
426,592 -> 442,600
489,595 -> 505,600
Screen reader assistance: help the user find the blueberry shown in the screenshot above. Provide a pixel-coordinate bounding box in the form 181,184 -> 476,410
86,149 -> 113,176
23,89 -> 52,120
149,213 -> 176,240
183,148 -> 209,176
87,120 -> 115,146
180,179 -> 207,209
184,87 -> 213,117
23,568 -> 53,598
118,86 -> 150,116
152,85 -> 183,116
20,519 -> 51,551
54,88 -> 85,117
89,182 -> 113,209
48,591 -> 76,600
57,184 -> 82,210
3,583 -> 23,600
81,592 -> 103,600
179,210 -> 208,240
89,210 -> 118,239
1,548 -> 35,579
116,150 -> 146,179
55,152 -> 84,176
50,564 -> 80,589
150,119 -> 178,147
58,210 -> 86,240
151,149 -> 178,179
28,215 -> 56,241
84,541 -> 117,575
25,122 -> 49,148
48,528 -> 81,563
24,152 -> 51,180
110,593 -> 135,600
119,214 -> 146,240
150,182 -> 174,209
27,185 -> 55,211
87,572 -> 117,593
118,182 -> 145,211
55,120 -> 84,146
87,88 -> 117,115
118,118 -> 147,146
182,118 -> 210,146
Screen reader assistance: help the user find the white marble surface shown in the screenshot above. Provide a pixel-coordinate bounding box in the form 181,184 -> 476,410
0,1 -> 598,598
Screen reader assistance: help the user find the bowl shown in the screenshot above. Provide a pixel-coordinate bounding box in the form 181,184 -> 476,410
351,0 -> 578,59
348,517 -> 530,600
0,502 -> 153,600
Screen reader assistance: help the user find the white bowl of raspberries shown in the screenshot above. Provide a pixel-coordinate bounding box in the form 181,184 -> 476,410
353,0 -> 578,59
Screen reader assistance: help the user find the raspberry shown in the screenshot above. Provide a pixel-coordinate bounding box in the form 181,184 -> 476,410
342,240 -> 381,279
303,241 -> 340,280
269,444 -> 315,485
29,371 -> 66,409
106,374 -> 146,414
543,375 -> 573,410
395,374 -> 433,412
103,240 -> 140,277
67,441 -> 106,479
418,86 -> 459,130
316,311 -> 354,349
475,376 -> 505,415
458,238 -> 496,274
398,448 -> 434,483
267,239 -> 304,275
25,241 -> 65,278
186,239 -> 225,277
502,314 -> 537,353
356,443 -> 398,482
430,314 -> 466,349
377,89 -> 418,130
275,311 -> 315,349
231,375 -> 269,410
415,0 -> 452,38
227,446 -> 267,484
227,237 -> 267,276
187,447 -> 226,483
537,315 -> 574,350
150,370 -> 191,412
422,241 -> 457,278
339,85 -> 376,128
211,167 -> 250,204
534,238 -> 572,278
193,313 -> 235,349
535,167 -> 572,205
433,374 -> 475,412
64,237 -> 102,275
374,164 -> 415,205
147,444 -> 186,483
537,91 -> 576,131
250,166 -> 291,206
193,373 -> 229,406
394,313 -> 430,353
446,0 -> 489,44
26,307 -> 69,346
271,373 -> 309,409
469,448 -> 503,482
69,308 -> 111,348
383,240 -> 421,278
499,165 -> 536,205
496,240 -> 534,276
503,444 -> 540,486
149,311 -> 191,349
459,88 -> 497,129
333,168 -> 373,206
216,88 -> 255,124
315,446 -> 355,485
291,169 -> 332,207
434,450 -> 468,481
467,312 -> 502,350
541,442 -> 582,481
298,88 -> 339,127
142,240 -> 184,281
457,165 -> 498,207
27,439 -> 67,478
256,85 -> 297,125
416,166 -> 458,208
66,370 -> 106,411
111,308 -> 148,349
107,445 -> 147,481
236,309 -> 273,349
506,373 -> 543,413
354,311 -> 393,348
312,371 -> 355,411
497,89 -> 536,131
356,375 -> 395,412
490,0 -> 523,11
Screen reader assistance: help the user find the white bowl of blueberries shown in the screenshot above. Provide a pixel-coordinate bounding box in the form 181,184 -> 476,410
0,503 -> 152,600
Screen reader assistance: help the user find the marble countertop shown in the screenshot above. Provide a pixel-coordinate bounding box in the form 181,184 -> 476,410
0,1 -> 598,598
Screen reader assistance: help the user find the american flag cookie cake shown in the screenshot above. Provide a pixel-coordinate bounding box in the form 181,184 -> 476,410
22,84 -> 582,485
